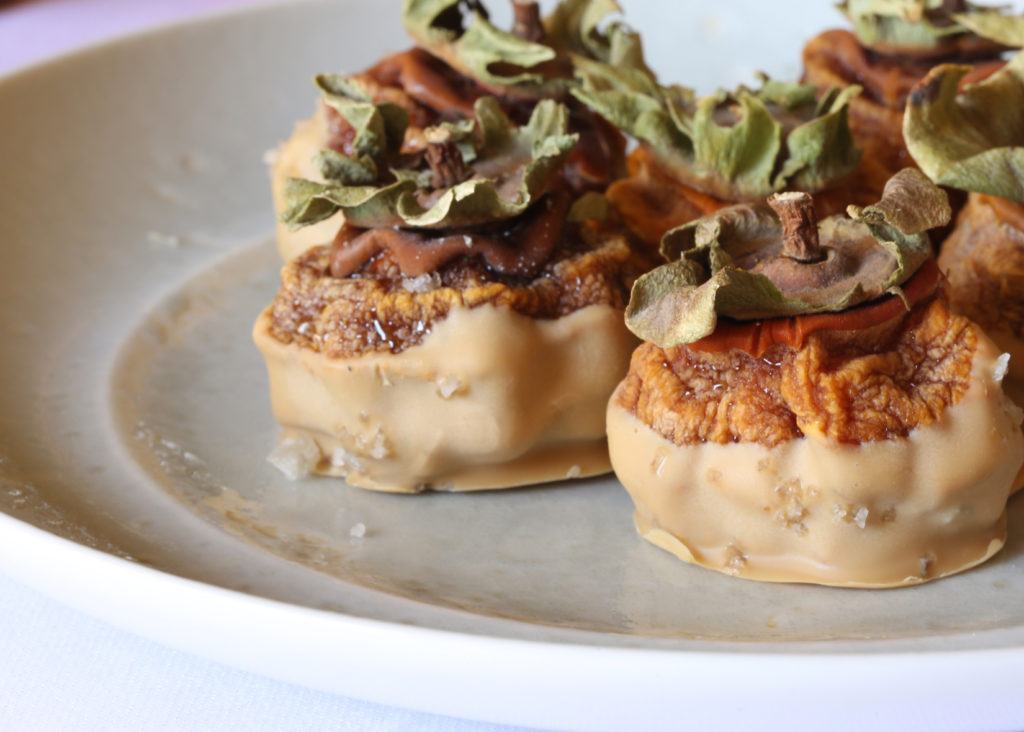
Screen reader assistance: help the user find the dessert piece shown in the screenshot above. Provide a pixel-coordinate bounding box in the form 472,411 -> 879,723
904,50 -> 1024,382
570,60 -> 864,249
271,0 -> 637,261
802,0 -> 1021,192
606,169 -> 1024,586
255,92 -> 642,492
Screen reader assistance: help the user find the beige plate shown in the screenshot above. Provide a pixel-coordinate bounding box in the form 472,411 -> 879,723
1,1 -> 1024,729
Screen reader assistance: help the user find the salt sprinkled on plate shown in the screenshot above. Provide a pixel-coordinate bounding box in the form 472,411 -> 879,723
267,435 -> 321,480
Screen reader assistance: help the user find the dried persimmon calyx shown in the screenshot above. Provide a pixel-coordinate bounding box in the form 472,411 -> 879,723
571,60 -> 863,201
281,92 -> 578,232
903,51 -> 1024,203
402,0 -> 648,98
841,0 -> 1024,56
625,169 -> 949,347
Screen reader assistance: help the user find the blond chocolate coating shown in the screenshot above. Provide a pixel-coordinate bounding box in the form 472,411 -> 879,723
607,301 -> 1024,587
255,302 -> 636,492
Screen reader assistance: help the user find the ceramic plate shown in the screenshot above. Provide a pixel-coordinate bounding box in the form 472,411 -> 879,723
2,1 -> 1024,729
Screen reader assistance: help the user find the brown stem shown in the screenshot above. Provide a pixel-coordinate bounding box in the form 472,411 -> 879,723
767,192 -> 823,263
424,125 -> 471,189
512,0 -> 544,42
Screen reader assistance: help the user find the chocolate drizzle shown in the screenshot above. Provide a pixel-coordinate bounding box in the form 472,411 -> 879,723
330,191 -> 570,279
367,48 -> 483,117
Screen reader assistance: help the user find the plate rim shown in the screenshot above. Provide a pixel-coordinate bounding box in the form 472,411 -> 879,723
3,509 -> 1024,731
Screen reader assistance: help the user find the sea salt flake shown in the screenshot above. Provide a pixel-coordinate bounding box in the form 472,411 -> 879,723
994,353 -> 1011,382
146,231 -> 180,248
725,544 -> 747,574
349,522 -> 367,539
267,436 -> 321,480
436,376 -> 461,399
402,272 -> 441,293
330,446 -> 363,472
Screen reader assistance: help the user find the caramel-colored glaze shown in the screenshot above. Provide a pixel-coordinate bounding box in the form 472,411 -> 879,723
357,48 -> 481,123
607,323 -> 1024,587
940,193 -> 1024,381
328,192 -> 569,279
254,303 -> 637,492
690,258 -> 939,357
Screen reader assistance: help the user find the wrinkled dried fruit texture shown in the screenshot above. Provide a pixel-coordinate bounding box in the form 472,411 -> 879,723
606,147 -> 728,250
939,193 -> 1024,337
266,226 -> 640,358
615,296 -> 977,447
324,48 -> 625,195
802,29 -> 1005,199
608,147 -> 865,252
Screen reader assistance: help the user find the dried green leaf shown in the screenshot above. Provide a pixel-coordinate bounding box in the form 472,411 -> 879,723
543,0 -> 651,73
659,201 -> 778,262
951,11 -> 1024,47
402,0 -> 651,97
626,172 -> 943,347
403,0 -> 559,89
572,66 -> 861,200
844,0 -> 966,49
783,85 -> 863,192
841,1 -> 1024,52
903,53 -> 1024,202
690,92 -> 783,198
281,178 -> 417,230
281,96 -> 578,230
315,74 -> 409,161
847,167 -> 952,234
315,149 -> 377,185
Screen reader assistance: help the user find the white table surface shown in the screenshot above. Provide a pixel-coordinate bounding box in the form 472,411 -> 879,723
0,2 -> 528,729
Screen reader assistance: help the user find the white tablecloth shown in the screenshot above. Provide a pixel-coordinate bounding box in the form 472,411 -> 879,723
0,572 -> 529,731
0,2 -> 526,729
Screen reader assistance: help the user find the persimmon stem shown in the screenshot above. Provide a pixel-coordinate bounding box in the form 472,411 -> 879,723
512,1 -> 544,42
424,126 -> 471,189
767,191 -> 823,263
